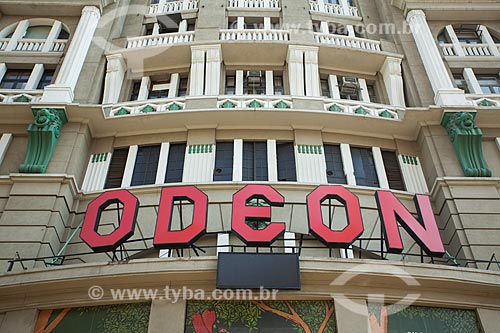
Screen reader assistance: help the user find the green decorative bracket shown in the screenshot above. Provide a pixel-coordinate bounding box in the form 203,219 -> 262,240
167,102 -> 182,111
248,100 -> 263,108
19,108 -> 68,174
441,112 -> 492,177
140,105 -> 155,113
274,101 -> 290,109
379,110 -> 393,119
115,107 -> 130,116
221,100 -> 236,109
328,104 -> 342,112
478,99 -> 494,107
354,106 -> 368,115
13,95 -> 30,103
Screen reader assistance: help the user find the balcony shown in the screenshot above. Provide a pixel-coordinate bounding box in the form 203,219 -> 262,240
0,90 -> 43,103
314,33 -> 381,52
309,0 -> 360,18
467,95 -> 500,107
217,96 -> 293,109
220,29 -> 289,41
227,0 -> 280,9
440,43 -> 500,57
126,31 -> 195,49
107,98 -> 187,117
322,98 -> 400,120
147,0 -> 198,16
0,38 -> 67,53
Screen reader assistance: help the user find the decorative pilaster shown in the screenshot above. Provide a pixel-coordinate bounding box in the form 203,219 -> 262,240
19,108 -> 68,174
82,152 -> 112,192
406,10 -> 467,106
41,6 -> 101,103
380,57 -> 406,107
295,144 -> 327,183
441,112 -> 492,177
102,54 -> 127,104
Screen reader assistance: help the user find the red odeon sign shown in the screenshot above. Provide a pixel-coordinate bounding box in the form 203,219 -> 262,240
81,185 -> 445,257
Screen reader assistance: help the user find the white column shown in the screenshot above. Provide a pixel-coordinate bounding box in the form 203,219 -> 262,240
264,17 -> 272,30
346,25 -> 356,37
267,140 -> 278,182
284,232 -> 296,254
304,47 -> 320,97
339,0 -> 351,15
102,54 -> 127,104
169,73 -> 180,98
121,145 -> 138,188
152,23 -> 161,36
237,17 -> 245,30
358,78 -> 370,103
287,46 -> 305,96
205,45 -> 222,95
217,233 -> 230,255
42,6 -> 101,103
236,70 -> 244,95
445,25 -> 465,57
189,46 -> 205,96
328,74 -> 340,99
156,142 -> 170,185
138,76 -> 151,101
496,138 -> 500,152
183,141 -> 216,183
25,64 -> 45,90
340,247 -> 354,258
41,21 -> 62,53
233,139 -> 243,181
340,144 -> 356,186
478,25 -> 500,57
463,68 -> 482,94
0,63 -> 7,83
320,22 -> 329,34
266,70 -> 274,95
0,133 -> 13,167
178,20 -> 188,33
317,0 -> 325,12
5,20 -> 29,52
406,10 -> 468,106
380,57 -> 406,107
372,147 -> 389,189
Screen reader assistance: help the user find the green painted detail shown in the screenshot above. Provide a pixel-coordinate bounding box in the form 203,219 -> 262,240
298,145 -> 323,155
19,108 -> 68,174
221,100 -> 236,109
167,102 -> 182,111
354,106 -> 368,115
115,107 -> 130,116
379,110 -> 393,118
140,105 -> 155,113
478,99 -> 494,107
248,100 -> 263,108
274,100 -> 290,109
402,155 -> 418,166
441,112 -> 491,177
92,153 -> 108,163
188,144 -> 213,154
13,95 -> 30,103
328,104 -> 342,112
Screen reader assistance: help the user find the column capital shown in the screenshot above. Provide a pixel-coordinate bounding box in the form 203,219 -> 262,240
406,9 -> 426,22
82,6 -> 101,18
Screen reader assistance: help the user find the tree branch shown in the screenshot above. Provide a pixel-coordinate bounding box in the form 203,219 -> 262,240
252,301 -> 311,333
318,302 -> 335,333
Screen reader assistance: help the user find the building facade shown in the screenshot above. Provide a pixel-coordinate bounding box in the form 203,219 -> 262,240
0,0 -> 499,332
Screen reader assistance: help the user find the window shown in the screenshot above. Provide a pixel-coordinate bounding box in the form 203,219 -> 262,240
243,142 -> 268,181
244,71 -> 266,95
165,143 -> 186,183
214,142 -> 234,181
382,151 -> 405,191
367,84 -> 377,103
338,76 -> 360,101
324,144 -> 346,184
455,28 -> 482,44
351,147 -> 379,187
277,143 -> 296,182
178,77 -> 189,96
37,70 -> 55,89
149,79 -> 170,99
476,74 -> 500,94
274,75 -> 284,95
321,78 -> 330,98
225,75 -> 236,95
104,148 -> 129,189
131,145 -> 161,186
0,69 -> 31,90
130,81 -> 141,101
24,25 -> 52,39
453,73 -> 469,93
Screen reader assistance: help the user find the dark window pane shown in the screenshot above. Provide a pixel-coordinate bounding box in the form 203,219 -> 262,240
214,142 -> 234,181
165,143 -> 186,183
131,145 -> 161,186
225,75 -> 236,95
324,144 -> 347,184
0,69 -> 31,90
382,151 -> 406,191
130,81 -> 141,101
321,79 -> 330,98
244,71 -> 266,95
37,70 -> 55,89
274,76 -> 284,95
243,142 -> 268,181
277,142 -> 296,182
104,148 -> 129,189
351,147 -> 379,187
178,77 -> 189,96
